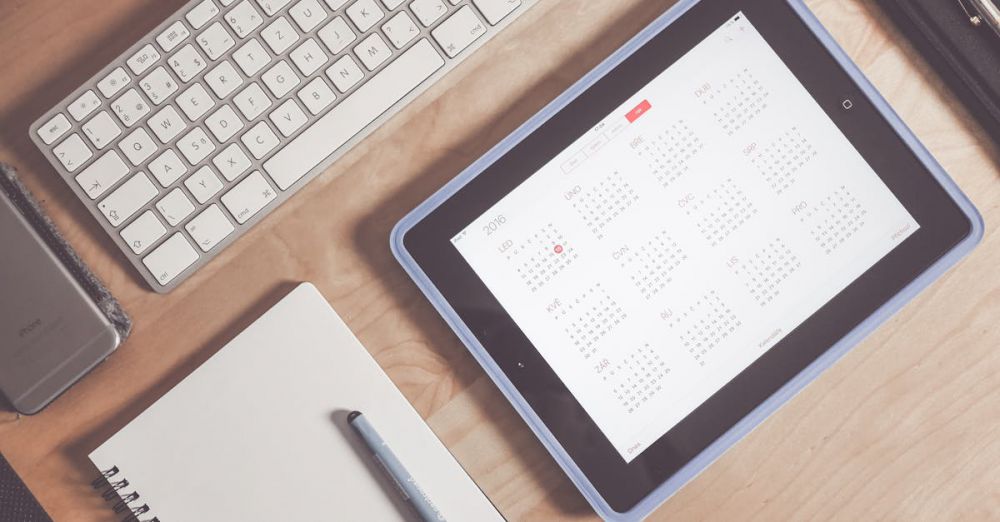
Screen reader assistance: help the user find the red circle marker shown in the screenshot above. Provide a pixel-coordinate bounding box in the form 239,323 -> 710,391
554,245 -> 564,254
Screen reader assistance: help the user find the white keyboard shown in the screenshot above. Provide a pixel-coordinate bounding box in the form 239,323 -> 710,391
31,0 -> 533,292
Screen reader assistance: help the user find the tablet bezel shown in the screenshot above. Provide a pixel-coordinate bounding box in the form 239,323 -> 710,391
397,0 -> 977,514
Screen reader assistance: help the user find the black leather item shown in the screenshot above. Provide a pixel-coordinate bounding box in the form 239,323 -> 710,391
0,453 -> 53,522
877,0 -> 1000,138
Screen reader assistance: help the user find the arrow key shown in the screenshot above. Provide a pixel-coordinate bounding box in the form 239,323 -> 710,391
120,210 -> 167,254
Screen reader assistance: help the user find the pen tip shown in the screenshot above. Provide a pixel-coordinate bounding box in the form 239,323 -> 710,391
347,410 -> 362,422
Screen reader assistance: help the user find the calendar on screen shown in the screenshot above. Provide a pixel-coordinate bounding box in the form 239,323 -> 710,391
595,343 -> 671,415
616,230 -> 687,300
664,290 -> 742,367
452,13 -> 918,461
631,119 -> 705,188
551,283 -> 627,359
507,223 -> 579,293
571,170 -> 640,239
700,67 -> 770,136
798,186 -> 867,255
750,126 -> 818,194
683,177 -> 758,247
732,237 -> 802,306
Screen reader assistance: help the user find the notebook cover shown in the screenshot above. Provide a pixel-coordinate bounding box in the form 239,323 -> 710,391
876,0 -> 1000,138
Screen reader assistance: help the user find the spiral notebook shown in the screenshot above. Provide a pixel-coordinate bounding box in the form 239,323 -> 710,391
88,283 -> 502,521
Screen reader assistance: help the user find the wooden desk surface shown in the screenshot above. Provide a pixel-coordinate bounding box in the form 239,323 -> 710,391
1,0 -> 998,520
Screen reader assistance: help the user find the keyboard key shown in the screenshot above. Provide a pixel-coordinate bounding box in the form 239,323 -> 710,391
255,0 -> 292,16
186,204 -> 235,252
111,88 -> 151,127
68,90 -> 102,121
432,6 -> 485,58
226,0 -> 264,38
204,60 -> 244,98
126,44 -> 162,75
185,165 -> 225,203
233,83 -> 272,120
317,17 -> 356,54
156,21 -> 191,53
290,38 -> 328,76
53,133 -> 92,172
346,0 -> 384,32
82,111 -> 122,149
177,127 -> 216,164
221,171 -> 277,223
410,0 -> 448,27
206,105 -> 245,142
261,16 -> 299,55
326,54 -> 363,92
98,172 -> 158,227
324,0 -> 349,8
233,38 -> 271,77
139,66 -> 179,105
97,67 -> 131,99
149,149 -> 189,186
177,83 -> 216,121
121,210 -> 167,254
119,127 -> 158,166
297,77 -> 336,115
264,39 -> 443,189
197,22 -> 236,60
76,150 -> 129,199
156,187 -> 196,226
269,99 -> 308,137
242,121 -> 280,159
143,233 -> 199,286
472,0 -> 519,25
187,0 -> 221,30
355,33 -> 392,71
148,105 -> 188,143
289,0 -> 328,32
111,93 -> 152,134
262,60 -> 300,98
213,143 -> 253,181
381,0 -> 405,8
383,11 -> 419,49
37,113 -> 72,145
169,44 -> 208,83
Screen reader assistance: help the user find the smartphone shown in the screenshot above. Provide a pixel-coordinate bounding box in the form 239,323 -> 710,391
0,190 -> 120,414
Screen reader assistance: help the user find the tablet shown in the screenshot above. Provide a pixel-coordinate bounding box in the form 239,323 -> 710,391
391,0 -> 983,519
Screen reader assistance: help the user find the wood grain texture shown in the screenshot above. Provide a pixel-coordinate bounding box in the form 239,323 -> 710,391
0,0 -> 998,520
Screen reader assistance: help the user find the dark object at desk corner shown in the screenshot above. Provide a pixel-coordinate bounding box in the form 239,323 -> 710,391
0,163 -> 132,339
0,452 -> 53,522
877,0 -> 1000,141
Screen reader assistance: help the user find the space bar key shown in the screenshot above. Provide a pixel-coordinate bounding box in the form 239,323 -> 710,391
264,39 -> 445,190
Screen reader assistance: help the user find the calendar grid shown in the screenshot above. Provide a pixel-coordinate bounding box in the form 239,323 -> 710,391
551,284 -> 627,359
571,170 -> 640,240
751,126 -> 818,194
665,290 -> 742,367
701,67 -> 770,136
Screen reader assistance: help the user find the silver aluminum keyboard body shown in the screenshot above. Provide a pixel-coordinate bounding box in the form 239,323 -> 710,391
30,0 -> 534,292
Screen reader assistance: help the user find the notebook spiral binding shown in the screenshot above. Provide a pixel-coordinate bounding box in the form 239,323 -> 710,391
91,467 -> 160,522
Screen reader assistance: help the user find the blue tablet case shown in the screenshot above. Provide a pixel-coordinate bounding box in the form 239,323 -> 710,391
390,1 -> 984,519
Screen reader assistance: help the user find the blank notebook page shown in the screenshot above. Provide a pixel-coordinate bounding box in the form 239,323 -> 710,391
89,283 -> 501,521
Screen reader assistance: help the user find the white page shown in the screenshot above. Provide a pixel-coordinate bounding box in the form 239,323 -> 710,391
90,283 -> 501,521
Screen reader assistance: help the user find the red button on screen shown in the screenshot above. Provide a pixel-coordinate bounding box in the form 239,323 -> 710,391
626,100 -> 651,123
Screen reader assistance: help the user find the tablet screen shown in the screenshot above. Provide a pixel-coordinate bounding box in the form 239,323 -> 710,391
450,12 -> 918,462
